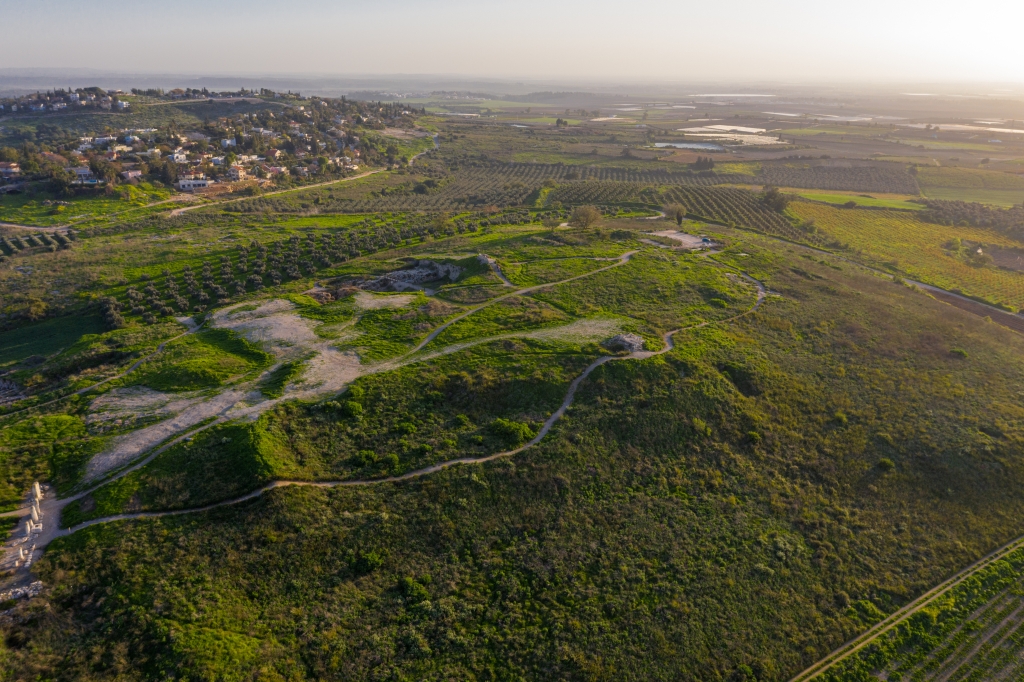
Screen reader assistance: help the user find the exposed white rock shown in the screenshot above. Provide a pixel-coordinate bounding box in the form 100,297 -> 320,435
603,333 -> 646,352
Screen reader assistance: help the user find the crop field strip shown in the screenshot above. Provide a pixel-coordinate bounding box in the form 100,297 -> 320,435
226,164 -> 752,215
757,163 -> 921,195
791,535 -> 1024,681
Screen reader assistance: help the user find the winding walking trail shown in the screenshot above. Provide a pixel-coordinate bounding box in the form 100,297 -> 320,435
480,254 -> 515,287
51,268 -> 766,540
3,248 -> 768,567
410,250 -> 636,354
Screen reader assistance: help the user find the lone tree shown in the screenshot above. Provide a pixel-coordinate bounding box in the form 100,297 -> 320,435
569,205 -> 602,229
665,204 -> 687,226
759,186 -> 791,213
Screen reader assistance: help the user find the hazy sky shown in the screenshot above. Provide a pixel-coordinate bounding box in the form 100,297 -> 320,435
1,0 -> 1022,83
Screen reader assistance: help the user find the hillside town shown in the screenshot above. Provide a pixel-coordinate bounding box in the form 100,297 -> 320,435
0,89 -> 427,198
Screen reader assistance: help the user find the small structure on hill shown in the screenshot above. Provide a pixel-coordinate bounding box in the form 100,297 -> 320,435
603,333 -> 645,353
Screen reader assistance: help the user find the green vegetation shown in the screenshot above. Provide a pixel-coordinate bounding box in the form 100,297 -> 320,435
65,339 -> 598,522
818,545 -> 1024,681
0,184 -> 172,227
259,360 -> 306,398
499,256 -> 608,286
17,239 -> 1024,679
532,250 -> 754,332
61,420 -> 286,527
427,296 -> 570,347
0,313 -> 106,367
121,329 -> 272,392
6,92 -> 1024,681
917,167 -> 1024,207
793,191 -> 924,210
0,414 -> 104,506
789,203 -> 1024,310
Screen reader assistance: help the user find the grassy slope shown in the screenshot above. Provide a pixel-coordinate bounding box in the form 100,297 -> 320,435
61,338 -> 599,524
0,314 -> 106,367
792,191 -> 924,210
789,202 -> 1024,309
917,166 -> 1024,207
0,184 -> 172,227
13,234 -> 1024,680
118,328 -> 272,392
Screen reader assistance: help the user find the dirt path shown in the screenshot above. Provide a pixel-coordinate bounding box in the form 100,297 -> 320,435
19,250 -> 639,501
167,169 -> 383,217
789,533 -> 1024,681
50,270 -> 766,540
83,388 -> 252,483
0,247 -> 763,579
480,254 -> 514,287
408,134 -> 439,165
410,250 -> 637,354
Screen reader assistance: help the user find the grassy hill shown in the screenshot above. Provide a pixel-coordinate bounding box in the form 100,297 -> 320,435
8,230 -> 1024,680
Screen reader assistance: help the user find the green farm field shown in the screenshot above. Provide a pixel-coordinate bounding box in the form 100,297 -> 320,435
793,191 -> 924,210
0,183 -> 175,227
917,166 -> 1024,206
0,313 -> 106,366
789,202 -> 1024,309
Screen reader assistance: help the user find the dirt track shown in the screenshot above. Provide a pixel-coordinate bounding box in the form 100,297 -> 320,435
1,248 -> 767,568
54,267 -> 766,539
167,169 -> 382,217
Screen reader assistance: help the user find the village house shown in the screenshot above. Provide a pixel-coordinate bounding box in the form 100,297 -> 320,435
121,170 -> 142,180
0,162 -> 20,177
227,165 -> 248,181
176,173 -> 210,191
72,167 -> 98,184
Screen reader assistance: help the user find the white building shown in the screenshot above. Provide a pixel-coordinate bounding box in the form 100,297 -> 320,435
177,177 -> 210,191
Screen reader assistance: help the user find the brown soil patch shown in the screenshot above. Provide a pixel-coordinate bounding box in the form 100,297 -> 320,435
353,292 -> 417,310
